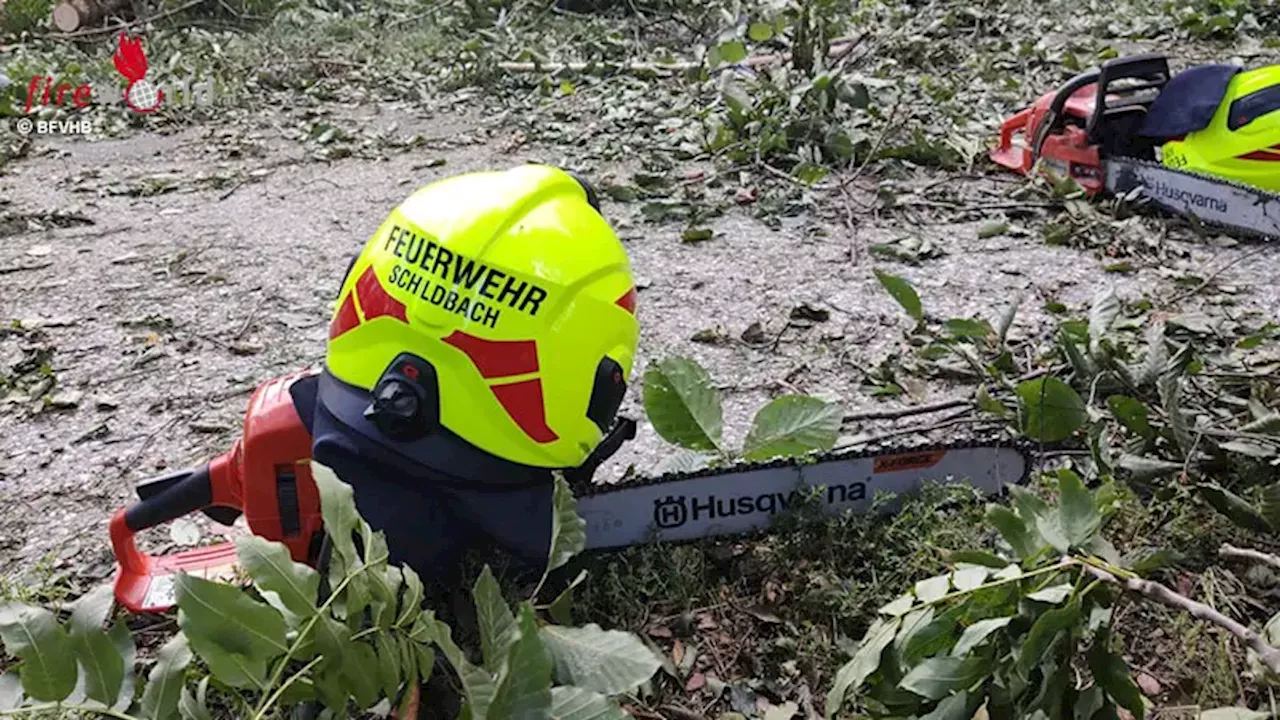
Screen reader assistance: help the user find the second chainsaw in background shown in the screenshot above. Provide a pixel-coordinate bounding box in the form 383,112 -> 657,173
991,52 -> 1280,240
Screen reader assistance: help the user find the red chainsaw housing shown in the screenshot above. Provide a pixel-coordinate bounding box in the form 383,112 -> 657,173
111,369 -> 323,614
990,84 -> 1107,196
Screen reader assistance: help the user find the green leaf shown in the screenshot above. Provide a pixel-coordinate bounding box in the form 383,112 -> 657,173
1198,709 -> 1272,720
375,633 -> 402,702
68,584 -> 124,708
747,22 -> 774,41
878,593 -> 914,617
1074,686 -> 1105,720
825,617 -> 900,719
1159,374 -> 1193,455
945,550 -> 1009,568
548,570 -> 587,626
539,623 -> 661,695
1220,440 -> 1277,458
1035,513 -> 1071,554
1058,469 -> 1101,548
342,639 -> 382,710
951,566 -> 989,592
898,656 -> 987,701
175,574 -> 288,688
1198,483 -> 1273,533
920,690 -> 972,720
1088,286 -> 1120,353
997,298 -> 1020,344
874,269 -> 924,324
943,318 -> 994,340
108,621 -> 135,713
140,633 -> 192,720
0,672 -> 22,711
986,505 -> 1039,560
1088,628 -> 1145,720
914,574 -> 952,603
488,604 -> 553,720
1026,584 -> 1074,604
178,677 -> 213,720
1261,484 -> 1280,531
1017,599 -> 1081,675
1141,321 -> 1168,386
474,565 -> 520,675
1108,396 -> 1152,438
549,686 -> 630,720
642,356 -> 724,453
548,474 -> 587,573
716,40 -> 747,65
397,565 -> 425,628
1016,376 -> 1086,443
742,396 -> 842,461
1242,414 -> 1280,435
236,535 -> 320,624
951,617 -> 1012,657
312,461 -> 362,566
976,386 -> 1009,418
0,603 -> 77,702
978,220 -> 1009,239
1116,454 -> 1184,482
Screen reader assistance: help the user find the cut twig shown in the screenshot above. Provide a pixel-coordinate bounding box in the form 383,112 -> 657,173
498,36 -> 860,74
1078,560 -> 1280,674
843,397 -> 971,423
1219,544 -> 1280,572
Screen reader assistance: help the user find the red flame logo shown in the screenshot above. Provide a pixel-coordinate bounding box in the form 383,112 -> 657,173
112,33 -> 163,113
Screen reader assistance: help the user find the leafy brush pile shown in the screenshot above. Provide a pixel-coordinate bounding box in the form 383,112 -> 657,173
0,466 -> 664,719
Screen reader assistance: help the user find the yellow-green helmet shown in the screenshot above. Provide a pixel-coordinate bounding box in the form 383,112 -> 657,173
1160,64 -> 1280,193
321,164 -> 639,469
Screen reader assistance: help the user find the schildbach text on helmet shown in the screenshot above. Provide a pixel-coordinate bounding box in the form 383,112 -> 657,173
384,224 -> 551,330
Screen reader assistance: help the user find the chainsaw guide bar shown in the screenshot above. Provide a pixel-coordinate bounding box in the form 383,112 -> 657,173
1106,157 -> 1280,241
571,435 -> 1037,550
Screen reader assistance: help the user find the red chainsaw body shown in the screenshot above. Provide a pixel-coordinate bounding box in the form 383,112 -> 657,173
991,54 -> 1173,197
990,84 -> 1107,195
111,369 -> 323,614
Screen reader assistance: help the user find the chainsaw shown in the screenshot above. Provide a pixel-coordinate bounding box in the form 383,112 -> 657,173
110,369 -> 1033,614
990,52 -> 1280,241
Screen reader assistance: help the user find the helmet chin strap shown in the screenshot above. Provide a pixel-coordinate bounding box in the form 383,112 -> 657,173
563,416 -> 636,489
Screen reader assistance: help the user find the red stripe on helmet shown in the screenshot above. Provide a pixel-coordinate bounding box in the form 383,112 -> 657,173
616,287 -> 637,314
355,266 -> 408,322
490,379 -> 559,442
329,292 -> 361,339
442,331 -> 539,378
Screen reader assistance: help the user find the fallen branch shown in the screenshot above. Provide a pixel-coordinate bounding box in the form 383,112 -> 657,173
41,0 -> 207,39
498,36 -> 860,74
1219,543 -> 1280,572
51,0 -> 127,34
843,397 -> 971,423
1078,560 -> 1280,674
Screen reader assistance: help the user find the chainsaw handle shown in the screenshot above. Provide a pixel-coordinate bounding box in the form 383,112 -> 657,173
1032,67 -> 1102,159
123,465 -> 214,532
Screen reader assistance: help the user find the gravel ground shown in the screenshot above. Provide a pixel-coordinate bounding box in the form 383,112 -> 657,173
1,99 -> 1277,588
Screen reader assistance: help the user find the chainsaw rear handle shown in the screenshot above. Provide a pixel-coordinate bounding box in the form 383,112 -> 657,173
124,465 -> 219,532
1087,53 -> 1170,142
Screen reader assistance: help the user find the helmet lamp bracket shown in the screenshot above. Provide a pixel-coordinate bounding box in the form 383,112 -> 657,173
363,353 -> 440,442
